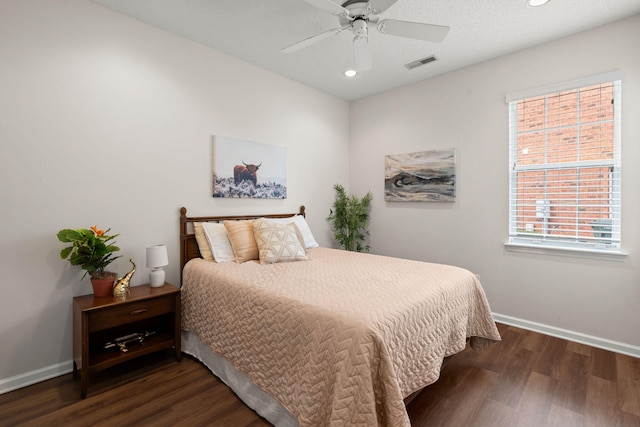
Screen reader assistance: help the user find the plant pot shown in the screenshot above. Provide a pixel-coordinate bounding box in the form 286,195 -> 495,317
90,272 -> 117,297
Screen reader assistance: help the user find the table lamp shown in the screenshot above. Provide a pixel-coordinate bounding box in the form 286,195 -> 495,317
146,244 -> 168,287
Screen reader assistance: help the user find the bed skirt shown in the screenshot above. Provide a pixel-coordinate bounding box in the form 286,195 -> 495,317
181,330 -> 298,427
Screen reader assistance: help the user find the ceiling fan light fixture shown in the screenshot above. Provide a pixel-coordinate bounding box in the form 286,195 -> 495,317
527,0 -> 550,7
352,18 -> 368,39
344,69 -> 357,77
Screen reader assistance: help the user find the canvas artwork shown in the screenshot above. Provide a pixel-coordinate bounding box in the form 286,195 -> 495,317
212,136 -> 287,199
385,149 -> 456,202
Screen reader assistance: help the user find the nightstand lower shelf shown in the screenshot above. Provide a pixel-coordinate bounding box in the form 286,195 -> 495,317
85,331 -> 176,373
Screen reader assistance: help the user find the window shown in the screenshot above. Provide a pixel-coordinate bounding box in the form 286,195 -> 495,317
507,73 -> 622,252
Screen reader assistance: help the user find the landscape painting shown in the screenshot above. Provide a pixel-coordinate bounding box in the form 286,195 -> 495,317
212,136 -> 287,198
385,149 -> 456,202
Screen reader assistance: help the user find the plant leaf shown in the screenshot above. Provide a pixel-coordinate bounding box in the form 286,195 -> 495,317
57,229 -> 82,243
59,246 -> 72,259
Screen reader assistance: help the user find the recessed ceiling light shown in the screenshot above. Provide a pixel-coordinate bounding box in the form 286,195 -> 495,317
527,0 -> 550,6
344,69 -> 357,77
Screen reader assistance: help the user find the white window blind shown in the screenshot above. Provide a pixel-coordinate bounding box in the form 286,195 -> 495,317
507,73 -> 622,252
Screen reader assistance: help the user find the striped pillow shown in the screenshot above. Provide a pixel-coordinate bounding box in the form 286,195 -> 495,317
224,220 -> 259,263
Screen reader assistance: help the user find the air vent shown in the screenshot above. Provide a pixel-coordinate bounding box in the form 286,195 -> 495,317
404,55 -> 437,70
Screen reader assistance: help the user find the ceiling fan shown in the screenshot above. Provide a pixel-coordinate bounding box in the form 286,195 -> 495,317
281,0 -> 450,73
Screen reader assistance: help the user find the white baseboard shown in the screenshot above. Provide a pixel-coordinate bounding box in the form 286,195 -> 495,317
493,313 -> 640,359
2,315 -> 639,395
0,360 -> 73,395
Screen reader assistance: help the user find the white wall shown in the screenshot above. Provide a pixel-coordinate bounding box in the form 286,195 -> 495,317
349,15 -> 640,348
0,0 -> 349,385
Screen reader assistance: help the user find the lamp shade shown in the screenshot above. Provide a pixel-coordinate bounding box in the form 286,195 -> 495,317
146,244 -> 168,268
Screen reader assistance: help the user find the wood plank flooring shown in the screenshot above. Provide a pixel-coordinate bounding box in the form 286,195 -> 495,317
407,324 -> 640,427
1,323 -> 638,426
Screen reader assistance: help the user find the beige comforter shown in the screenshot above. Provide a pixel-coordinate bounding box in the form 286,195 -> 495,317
181,247 -> 500,426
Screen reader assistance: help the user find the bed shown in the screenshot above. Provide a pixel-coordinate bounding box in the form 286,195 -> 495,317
179,206 -> 501,427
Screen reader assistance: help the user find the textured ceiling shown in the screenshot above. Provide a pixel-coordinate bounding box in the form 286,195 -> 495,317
91,0 -> 640,101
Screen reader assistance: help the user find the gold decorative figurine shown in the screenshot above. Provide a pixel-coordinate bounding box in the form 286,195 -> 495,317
113,259 -> 136,298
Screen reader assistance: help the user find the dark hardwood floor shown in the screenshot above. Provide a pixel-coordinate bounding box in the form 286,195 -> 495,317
408,323 -> 640,427
1,323 -> 638,426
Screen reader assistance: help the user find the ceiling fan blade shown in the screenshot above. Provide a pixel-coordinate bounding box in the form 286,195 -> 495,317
281,27 -> 345,53
353,36 -> 372,72
367,0 -> 399,15
377,19 -> 450,42
301,0 -> 349,16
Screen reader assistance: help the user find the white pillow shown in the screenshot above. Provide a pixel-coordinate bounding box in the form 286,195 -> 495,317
267,215 -> 319,249
201,222 -> 235,262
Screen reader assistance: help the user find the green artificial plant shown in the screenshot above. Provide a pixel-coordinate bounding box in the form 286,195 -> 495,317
326,184 -> 373,252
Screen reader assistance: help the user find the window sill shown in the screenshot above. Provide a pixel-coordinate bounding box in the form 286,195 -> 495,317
504,242 -> 628,260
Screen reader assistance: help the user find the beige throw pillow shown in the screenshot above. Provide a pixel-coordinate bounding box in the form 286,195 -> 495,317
193,222 -> 214,261
224,220 -> 259,263
253,219 -> 308,264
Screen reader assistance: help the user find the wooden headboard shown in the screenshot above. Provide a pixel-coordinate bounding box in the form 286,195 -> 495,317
179,206 -> 306,285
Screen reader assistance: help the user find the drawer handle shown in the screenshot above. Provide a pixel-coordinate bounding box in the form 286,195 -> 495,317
129,308 -> 149,315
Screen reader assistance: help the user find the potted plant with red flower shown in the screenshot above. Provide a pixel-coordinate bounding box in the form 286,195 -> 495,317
57,226 -> 121,297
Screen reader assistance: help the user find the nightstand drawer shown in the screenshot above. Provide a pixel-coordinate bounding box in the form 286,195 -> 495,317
88,297 -> 175,332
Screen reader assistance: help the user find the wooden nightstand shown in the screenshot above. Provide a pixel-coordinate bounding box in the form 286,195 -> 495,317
72,283 -> 181,398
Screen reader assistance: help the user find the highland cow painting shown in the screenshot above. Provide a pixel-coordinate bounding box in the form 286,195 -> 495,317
385,149 -> 456,202
212,136 -> 287,199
